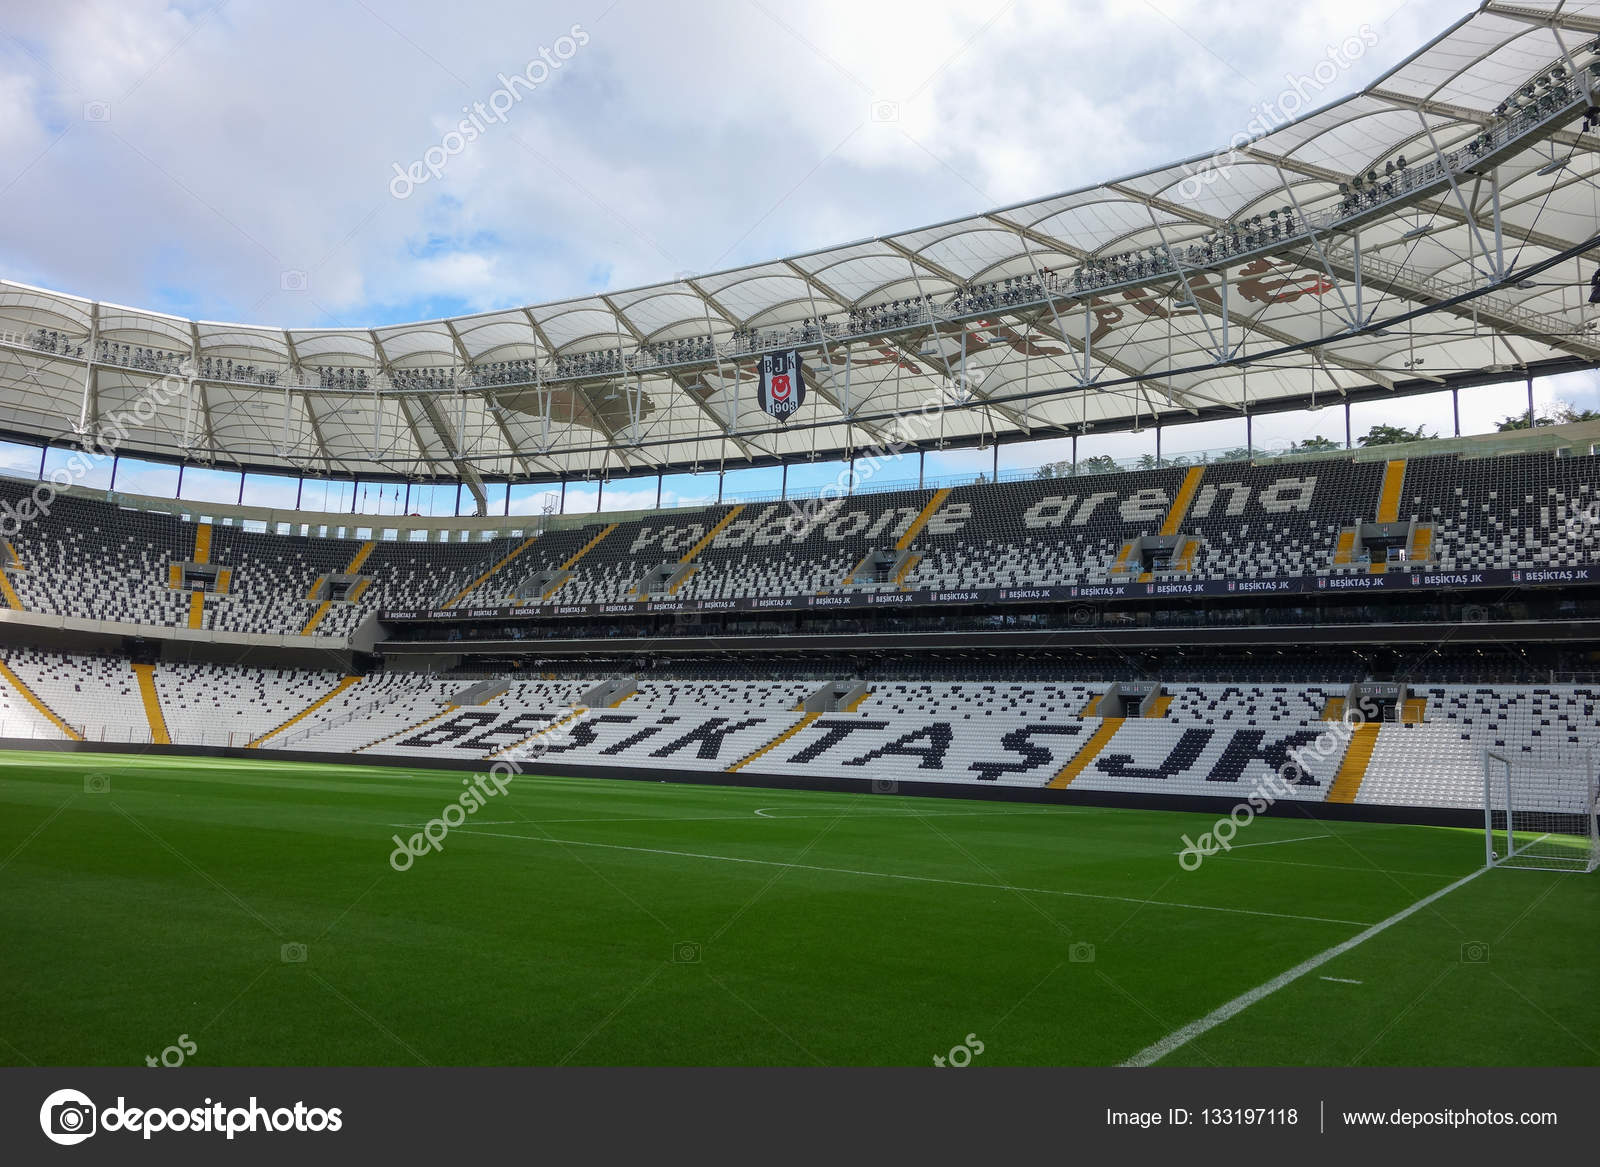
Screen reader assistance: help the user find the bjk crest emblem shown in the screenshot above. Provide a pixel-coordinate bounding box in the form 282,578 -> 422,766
757,349 -> 806,420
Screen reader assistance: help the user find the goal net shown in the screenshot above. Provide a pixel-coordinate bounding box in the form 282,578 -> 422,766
1482,748 -> 1598,873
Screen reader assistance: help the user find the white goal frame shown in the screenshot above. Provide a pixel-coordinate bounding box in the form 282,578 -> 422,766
1482,748 -> 1599,873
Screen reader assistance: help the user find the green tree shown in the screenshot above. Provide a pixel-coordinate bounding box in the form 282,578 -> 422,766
1294,435 -> 1342,452
1498,412 -> 1555,431
1078,455 -> 1120,474
1358,423 -> 1434,447
1495,401 -> 1599,430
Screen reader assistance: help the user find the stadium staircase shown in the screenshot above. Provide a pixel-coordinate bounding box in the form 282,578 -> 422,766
636,506 -> 749,598
301,540 -> 376,634
247,676 -> 363,748
891,553 -> 921,589
445,536 -> 541,608
130,663 -> 171,744
358,706 -> 459,752
726,713 -> 821,773
896,488 -> 951,550
1,538 -> 24,609
0,659 -> 83,740
1370,460 -> 1407,574
725,680 -> 871,771
534,523 -> 617,601
837,490 -> 949,588
1161,468 -> 1205,536
1326,723 -> 1379,803
1332,529 -> 1358,567
1047,719 -> 1123,789
484,707 -> 589,760
681,505 -> 746,562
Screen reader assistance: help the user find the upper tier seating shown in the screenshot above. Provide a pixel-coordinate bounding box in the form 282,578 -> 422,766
909,467 -> 1186,589
1,447 -> 1594,634
1396,450 -> 1598,572
675,491 -> 938,599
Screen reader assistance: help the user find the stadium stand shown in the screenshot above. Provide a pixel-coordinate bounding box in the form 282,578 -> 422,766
0,625 -> 1593,814
907,467 -> 1187,589
1397,450 -> 1599,572
3,446 -> 1596,640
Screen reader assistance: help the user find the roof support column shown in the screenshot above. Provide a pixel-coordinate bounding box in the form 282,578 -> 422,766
1353,232 -> 1363,325
1490,166 -> 1506,278
78,304 -> 99,440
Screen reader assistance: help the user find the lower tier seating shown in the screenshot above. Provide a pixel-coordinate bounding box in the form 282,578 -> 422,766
0,652 -> 1591,813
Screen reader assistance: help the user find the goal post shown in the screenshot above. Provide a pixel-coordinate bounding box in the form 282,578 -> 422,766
1482,748 -> 1599,873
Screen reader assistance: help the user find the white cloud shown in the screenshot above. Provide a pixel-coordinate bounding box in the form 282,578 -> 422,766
0,0 -> 1471,328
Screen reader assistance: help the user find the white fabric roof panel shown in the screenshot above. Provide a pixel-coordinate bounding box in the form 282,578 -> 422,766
1,1 -> 1597,491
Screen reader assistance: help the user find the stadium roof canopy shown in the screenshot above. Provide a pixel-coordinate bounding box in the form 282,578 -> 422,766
4,0 -> 1600,509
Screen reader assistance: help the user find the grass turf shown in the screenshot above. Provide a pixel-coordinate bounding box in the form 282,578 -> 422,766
0,748 -> 1594,1067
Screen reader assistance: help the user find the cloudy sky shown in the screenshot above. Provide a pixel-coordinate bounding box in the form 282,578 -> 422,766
0,0 -> 1592,509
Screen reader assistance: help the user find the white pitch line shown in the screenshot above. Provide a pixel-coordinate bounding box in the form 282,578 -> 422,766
390,808 -> 1060,830
1227,833 -> 1331,850
454,827 -> 1374,927
1120,864 -> 1488,1067
1170,833 -> 1330,855
750,807 -> 1055,821
1319,976 -> 1363,984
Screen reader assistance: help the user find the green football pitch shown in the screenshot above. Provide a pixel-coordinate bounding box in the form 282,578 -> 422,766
0,748 -> 1594,1066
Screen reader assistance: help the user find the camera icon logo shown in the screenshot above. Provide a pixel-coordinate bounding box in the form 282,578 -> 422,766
83,101 -> 111,123
39,1088 -> 97,1145
672,940 -> 702,964
83,773 -> 110,794
280,941 -> 308,963
280,270 -> 309,293
1460,941 -> 1489,964
1069,941 -> 1096,963
870,99 -> 901,123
